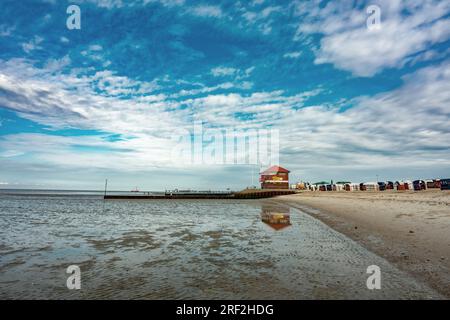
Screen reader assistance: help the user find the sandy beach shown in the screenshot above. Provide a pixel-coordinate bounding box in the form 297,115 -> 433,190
278,190 -> 450,298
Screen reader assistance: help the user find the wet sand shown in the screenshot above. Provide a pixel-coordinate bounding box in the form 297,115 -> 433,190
278,190 -> 450,298
0,193 -> 444,299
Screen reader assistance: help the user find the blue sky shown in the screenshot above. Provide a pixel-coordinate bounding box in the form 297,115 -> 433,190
1,0 -> 450,190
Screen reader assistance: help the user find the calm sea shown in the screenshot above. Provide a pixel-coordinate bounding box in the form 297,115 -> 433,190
0,190 -> 441,299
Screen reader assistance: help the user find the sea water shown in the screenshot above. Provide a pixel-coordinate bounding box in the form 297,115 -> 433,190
0,190 -> 441,299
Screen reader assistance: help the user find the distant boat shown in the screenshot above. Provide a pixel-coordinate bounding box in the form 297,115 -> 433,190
131,187 -> 140,193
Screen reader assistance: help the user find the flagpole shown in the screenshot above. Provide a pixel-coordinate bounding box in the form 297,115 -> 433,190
104,179 -> 108,197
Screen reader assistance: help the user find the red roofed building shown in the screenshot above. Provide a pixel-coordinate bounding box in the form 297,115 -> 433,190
259,166 -> 290,189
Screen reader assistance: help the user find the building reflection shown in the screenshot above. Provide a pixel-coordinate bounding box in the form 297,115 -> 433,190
260,204 -> 291,230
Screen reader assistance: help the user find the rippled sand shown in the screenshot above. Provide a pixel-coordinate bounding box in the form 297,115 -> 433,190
278,190 -> 450,297
0,194 -> 442,299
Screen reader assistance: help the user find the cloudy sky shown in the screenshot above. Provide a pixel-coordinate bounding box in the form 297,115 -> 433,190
0,0 -> 450,190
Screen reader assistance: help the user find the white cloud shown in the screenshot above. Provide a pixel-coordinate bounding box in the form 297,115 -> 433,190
171,82 -> 233,98
184,90 -> 321,129
170,80 -> 254,99
0,58 -> 315,172
82,0 -> 127,9
251,0 -> 265,5
240,5 -> 283,35
211,66 -> 237,77
89,44 -> 103,51
0,25 -> 15,37
21,36 -> 44,54
277,60 -> 450,173
283,51 -> 301,59
0,59 -> 176,134
260,6 -> 281,18
0,57 -> 449,181
191,5 -> 223,18
0,150 -> 25,157
80,44 -> 108,62
209,66 -> 255,85
44,55 -> 71,73
83,0 -> 186,9
91,70 -> 160,96
295,0 -> 450,76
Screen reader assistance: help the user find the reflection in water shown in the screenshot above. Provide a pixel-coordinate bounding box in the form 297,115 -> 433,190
260,204 -> 291,231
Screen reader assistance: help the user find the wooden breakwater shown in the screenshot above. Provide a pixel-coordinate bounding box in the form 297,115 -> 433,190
233,189 -> 296,199
103,189 -> 296,200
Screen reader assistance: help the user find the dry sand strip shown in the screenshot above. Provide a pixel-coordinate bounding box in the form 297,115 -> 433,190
277,190 -> 450,298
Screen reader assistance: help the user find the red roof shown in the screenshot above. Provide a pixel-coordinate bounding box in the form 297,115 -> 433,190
260,165 -> 290,175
